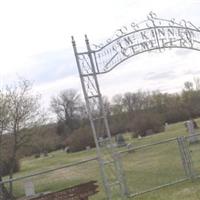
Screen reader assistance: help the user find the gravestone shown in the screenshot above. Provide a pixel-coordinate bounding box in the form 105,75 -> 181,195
138,135 -> 142,139
164,122 -> 168,131
86,146 -> 91,151
24,180 -> 35,197
185,120 -> 198,144
115,134 -> 126,147
64,146 -> 70,153
98,137 -> 103,147
127,143 -> 134,149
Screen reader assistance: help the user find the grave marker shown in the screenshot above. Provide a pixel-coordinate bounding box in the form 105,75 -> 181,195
185,120 -> 198,144
24,180 -> 35,197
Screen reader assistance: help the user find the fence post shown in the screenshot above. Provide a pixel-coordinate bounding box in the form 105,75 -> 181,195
0,183 -> 3,200
0,180 -> 12,200
114,153 -> 129,198
177,136 -> 195,179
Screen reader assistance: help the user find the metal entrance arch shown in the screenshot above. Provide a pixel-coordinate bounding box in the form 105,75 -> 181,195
72,12 -> 200,200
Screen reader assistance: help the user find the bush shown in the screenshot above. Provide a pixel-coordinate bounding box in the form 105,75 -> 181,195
109,113 -> 129,136
1,158 -> 20,176
19,124 -> 62,158
1,135 -> 21,176
65,126 -> 95,152
132,112 -> 164,137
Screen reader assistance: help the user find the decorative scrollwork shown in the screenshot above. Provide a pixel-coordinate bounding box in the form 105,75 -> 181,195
147,11 -> 157,20
92,12 -> 200,51
131,22 -> 139,31
84,13 -> 200,75
168,18 -> 175,26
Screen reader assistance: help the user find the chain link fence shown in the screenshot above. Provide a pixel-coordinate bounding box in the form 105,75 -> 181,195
1,134 -> 200,199
0,157 -> 107,200
185,134 -> 200,177
118,133 -> 200,198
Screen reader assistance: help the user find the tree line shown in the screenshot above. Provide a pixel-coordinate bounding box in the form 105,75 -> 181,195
50,79 -> 200,150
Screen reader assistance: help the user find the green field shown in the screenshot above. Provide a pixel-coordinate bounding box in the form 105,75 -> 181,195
6,119 -> 200,200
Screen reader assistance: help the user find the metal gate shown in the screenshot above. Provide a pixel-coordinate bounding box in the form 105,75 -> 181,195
72,12 -> 200,199
117,134 -> 200,198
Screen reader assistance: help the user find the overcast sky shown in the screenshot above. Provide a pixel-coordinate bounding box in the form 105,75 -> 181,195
0,0 -> 200,106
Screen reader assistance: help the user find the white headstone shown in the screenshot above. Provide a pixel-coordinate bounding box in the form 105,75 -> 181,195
165,122 -> 168,131
24,180 -> 35,197
127,143 -> 134,149
186,120 -> 198,143
86,146 -> 91,151
138,135 -> 142,139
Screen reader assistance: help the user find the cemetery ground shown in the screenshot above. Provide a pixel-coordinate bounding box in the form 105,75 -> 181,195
4,119 -> 200,200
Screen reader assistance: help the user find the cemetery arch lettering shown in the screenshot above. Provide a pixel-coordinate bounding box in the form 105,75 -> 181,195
72,13 -> 200,200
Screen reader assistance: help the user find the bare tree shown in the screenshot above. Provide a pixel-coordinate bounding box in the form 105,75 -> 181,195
193,77 -> 200,90
5,79 -> 42,199
111,94 -> 124,115
51,89 -> 83,135
184,81 -> 193,91
0,90 -> 12,200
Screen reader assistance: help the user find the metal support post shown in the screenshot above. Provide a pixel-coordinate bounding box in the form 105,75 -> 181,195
177,137 -> 195,179
72,36 -> 126,200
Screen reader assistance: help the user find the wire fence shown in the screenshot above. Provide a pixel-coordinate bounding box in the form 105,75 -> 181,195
0,157 -> 107,200
185,134 -> 200,177
118,133 -> 200,198
1,133 -> 200,199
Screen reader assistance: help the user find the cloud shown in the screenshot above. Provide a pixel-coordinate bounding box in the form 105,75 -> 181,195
145,71 -> 177,80
22,49 -> 78,85
33,75 -> 81,110
1,0 -> 200,108
184,69 -> 200,76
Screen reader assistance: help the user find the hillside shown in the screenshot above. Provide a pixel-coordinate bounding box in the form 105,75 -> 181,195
4,119 -> 200,200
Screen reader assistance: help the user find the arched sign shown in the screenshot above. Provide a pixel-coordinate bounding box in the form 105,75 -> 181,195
72,13 -> 200,200
76,12 -> 200,76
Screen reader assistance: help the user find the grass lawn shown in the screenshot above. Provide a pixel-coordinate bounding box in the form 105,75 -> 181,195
5,118 -> 200,199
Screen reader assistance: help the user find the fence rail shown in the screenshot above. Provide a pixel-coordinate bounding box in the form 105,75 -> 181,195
0,157 -> 98,185
118,133 -> 200,198
1,133 -> 200,199
0,156 -> 107,200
